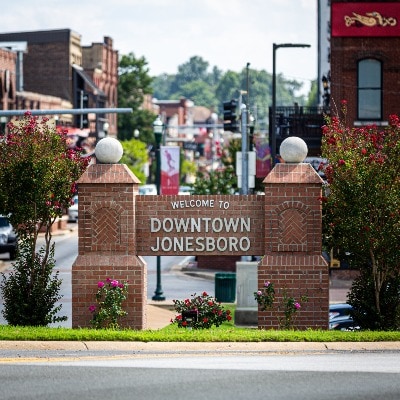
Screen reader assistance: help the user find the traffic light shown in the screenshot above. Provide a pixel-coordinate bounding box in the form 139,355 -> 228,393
223,99 -> 238,132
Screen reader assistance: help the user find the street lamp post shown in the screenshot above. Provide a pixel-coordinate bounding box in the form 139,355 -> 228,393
152,115 -> 166,301
271,43 -> 311,164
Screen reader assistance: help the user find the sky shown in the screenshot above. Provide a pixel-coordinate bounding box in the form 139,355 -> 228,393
1,0 -> 317,95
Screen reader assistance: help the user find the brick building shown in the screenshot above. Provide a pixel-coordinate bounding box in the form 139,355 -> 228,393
0,47 -> 16,115
329,0 -> 400,126
0,29 -> 118,137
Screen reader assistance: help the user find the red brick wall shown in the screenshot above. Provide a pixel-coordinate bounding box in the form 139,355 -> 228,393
72,161 -> 328,330
258,163 -> 329,330
0,48 -> 16,110
71,164 -> 146,329
330,0 -> 400,125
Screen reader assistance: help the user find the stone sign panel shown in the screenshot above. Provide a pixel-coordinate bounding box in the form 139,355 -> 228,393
136,195 -> 265,256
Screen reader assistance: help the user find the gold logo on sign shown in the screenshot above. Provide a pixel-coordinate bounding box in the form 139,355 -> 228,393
345,11 -> 397,27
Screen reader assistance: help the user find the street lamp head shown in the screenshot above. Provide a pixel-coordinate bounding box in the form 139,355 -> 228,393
274,43 -> 311,50
153,115 -> 164,144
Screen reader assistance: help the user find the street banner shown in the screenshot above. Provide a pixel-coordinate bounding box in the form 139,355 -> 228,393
254,136 -> 272,178
161,146 -> 180,194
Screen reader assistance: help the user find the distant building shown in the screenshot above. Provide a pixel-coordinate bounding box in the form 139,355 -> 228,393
0,47 -> 16,113
0,29 -> 118,137
330,0 -> 400,127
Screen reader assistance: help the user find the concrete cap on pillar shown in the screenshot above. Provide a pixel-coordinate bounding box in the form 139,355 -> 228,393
279,136 -> 308,163
95,137 -> 123,163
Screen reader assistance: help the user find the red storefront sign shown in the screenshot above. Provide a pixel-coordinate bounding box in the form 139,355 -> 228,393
332,2 -> 400,37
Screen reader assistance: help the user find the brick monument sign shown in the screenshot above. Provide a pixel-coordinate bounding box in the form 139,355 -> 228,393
72,137 -> 329,330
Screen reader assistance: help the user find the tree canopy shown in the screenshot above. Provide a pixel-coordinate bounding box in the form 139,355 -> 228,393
321,103 -> 400,330
151,55 -> 312,130
117,52 -> 156,143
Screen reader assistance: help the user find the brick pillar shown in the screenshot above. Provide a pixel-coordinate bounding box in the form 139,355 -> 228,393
71,163 -> 147,329
258,163 -> 329,329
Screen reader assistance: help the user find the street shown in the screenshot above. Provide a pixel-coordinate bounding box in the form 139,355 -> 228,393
0,348 -> 400,400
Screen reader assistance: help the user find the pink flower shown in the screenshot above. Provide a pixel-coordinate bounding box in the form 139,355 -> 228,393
264,281 -> 270,287
88,305 -> 96,313
257,290 -> 262,296
97,281 -> 105,288
111,280 -> 119,287
294,302 -> 301,310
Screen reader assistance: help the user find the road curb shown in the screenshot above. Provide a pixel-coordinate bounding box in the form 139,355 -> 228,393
0,340 -> 399,353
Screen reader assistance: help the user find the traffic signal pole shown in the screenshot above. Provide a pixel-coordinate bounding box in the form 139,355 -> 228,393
241,105 -> 249,195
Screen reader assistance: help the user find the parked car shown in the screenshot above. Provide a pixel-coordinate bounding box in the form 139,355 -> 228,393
329,303 -> 359,331
68,195 -> 79,222
139,184 -> 157,195
0,215 -> 18,260
178,185 -> 193,195
329,303 -> 353,320
329,315 -> 359,331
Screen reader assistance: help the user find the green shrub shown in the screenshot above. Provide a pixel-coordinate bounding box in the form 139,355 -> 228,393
348,271 -> 400,331
0,241 -> 66,326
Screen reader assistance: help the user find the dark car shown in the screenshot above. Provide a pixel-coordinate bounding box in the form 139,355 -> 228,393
0,215 -> 18,260
329,315 -> 359,331
329,303 -> 353,320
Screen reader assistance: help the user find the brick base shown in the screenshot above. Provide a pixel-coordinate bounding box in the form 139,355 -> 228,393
258,255 -> 329,330
72,254 -> 147,329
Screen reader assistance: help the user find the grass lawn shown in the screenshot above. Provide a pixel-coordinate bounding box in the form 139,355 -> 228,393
1,305 -> 399,342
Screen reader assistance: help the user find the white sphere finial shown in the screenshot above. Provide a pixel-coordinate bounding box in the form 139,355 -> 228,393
279,137 -> 308,163
95,137 -> 123,163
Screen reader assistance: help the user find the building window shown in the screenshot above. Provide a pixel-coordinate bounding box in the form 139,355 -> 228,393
357,59 -> 382,120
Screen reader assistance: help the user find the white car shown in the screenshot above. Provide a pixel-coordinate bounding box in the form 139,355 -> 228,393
139,184 -> 157,195
68,195 -> 79,222
178,186 -> 193,195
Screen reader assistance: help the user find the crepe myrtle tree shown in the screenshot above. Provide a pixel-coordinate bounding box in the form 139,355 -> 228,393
321,101 -> 400,330
0,112 -> 89,326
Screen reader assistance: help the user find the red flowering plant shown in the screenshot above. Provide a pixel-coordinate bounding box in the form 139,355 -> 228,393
321,103 -> 400,330
89,278 -> 129,329
171,292 -> 232,329
0,112 -> 89,326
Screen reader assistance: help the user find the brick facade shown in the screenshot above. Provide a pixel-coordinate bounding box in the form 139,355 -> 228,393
71,164 -> 146,329
71,160 -> 329,330
0,48 -> 16,112
258,163 -> 329,330
330,0 -> 400,125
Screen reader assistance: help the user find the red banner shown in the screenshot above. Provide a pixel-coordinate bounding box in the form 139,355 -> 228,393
254,136 -> 272,178
332,2 -> 400,37
160,146 -> 180,195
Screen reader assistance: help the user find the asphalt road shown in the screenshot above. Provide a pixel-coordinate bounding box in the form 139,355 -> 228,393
1,350 -> 400,400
